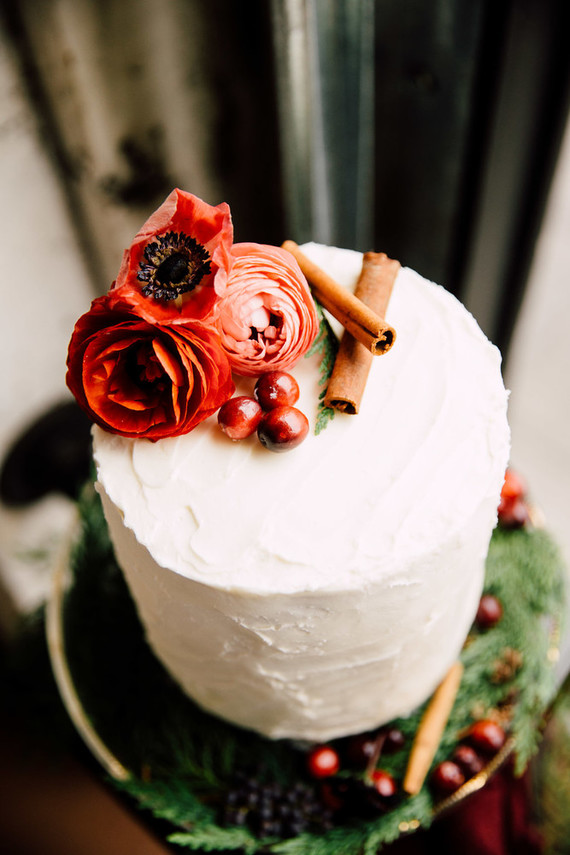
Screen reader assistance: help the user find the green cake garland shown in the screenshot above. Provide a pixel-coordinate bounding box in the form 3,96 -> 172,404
62,484 -> 565,853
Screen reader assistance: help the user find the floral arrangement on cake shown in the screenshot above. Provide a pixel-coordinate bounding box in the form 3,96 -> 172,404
66,189 -> 400,446
66,189 -> 320,442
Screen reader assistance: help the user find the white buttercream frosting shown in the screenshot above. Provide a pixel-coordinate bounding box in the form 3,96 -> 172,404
94,244 -> 510,742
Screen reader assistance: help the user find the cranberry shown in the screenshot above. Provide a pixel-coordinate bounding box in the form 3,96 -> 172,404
501,468 -> 527,502
452,744 -> 484,778
467,720 -> 506,754
344,732 -> 381,769
307,746 -> 340,779
370,769 -> 397,800
257,406 -> 309,452
498,496 -> 529,529
498,469 -> 529,528
476,594 -> 503,629
254,371 -> 300,410
218,396 -> 263,440
383,727 -> 406,754
430,761 -> 465,795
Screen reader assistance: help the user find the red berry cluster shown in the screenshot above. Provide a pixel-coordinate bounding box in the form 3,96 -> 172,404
217,371 -> 309,452
305,727 -> 405,818
431,719 -> 506,796
498,468 -> 529,529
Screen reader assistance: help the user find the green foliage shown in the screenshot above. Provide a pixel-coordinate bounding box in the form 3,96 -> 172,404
67,488 -> 565,853
305,301 -> 338,434
534,675 -> 570,854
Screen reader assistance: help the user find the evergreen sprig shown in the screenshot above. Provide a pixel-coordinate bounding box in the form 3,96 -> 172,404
67,488 -> 565,854
534,674 -> 570,853
305,301 -> 339,434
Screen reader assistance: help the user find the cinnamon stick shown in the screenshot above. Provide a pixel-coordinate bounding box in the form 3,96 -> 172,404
282,241 -> 396,355
403,662 -> 464,796
325,252 -> 400,413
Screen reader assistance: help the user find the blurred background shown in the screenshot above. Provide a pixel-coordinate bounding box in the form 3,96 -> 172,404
0,0 -> 569,850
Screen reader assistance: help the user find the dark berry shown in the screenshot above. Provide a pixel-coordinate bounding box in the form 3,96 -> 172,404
467,720 -> 506,754
257,818 -> 282,838
307,746 -> 340,779
222,806 -> 247,826
221,770 -> 335,839
498,496 -> 529,529
344,732 -> 381,769
476,594 -> 503,629
218,396 -> 263,440
255,371 -> 300,409
246,789 -> 260,808
431,761 -> 465,795
452,744 -> 485,778
257,406 -> 309,452
383,727 -> 406,753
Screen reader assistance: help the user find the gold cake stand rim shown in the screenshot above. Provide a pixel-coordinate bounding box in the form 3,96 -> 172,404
45,514 -> 131,782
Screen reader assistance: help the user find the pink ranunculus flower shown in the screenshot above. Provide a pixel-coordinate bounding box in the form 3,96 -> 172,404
213,243 -> 319,376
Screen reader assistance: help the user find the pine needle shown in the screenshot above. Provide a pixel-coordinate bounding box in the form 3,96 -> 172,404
306,301 -> 338,434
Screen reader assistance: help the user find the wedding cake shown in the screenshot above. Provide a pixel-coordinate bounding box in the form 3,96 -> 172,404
67,190 -> 510,743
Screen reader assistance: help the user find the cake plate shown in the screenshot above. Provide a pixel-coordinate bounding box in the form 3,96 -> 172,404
45,489 -> 565,854
46,513 -> 130,783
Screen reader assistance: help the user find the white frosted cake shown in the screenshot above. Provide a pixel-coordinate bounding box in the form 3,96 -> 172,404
92,242 -> 510,743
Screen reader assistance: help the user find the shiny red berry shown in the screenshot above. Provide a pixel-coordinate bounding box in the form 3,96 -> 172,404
452,744 -> 484,778
218,396 -> 263,440
370,769 -> 397,800
257,406 -> 309,452
476,594 -> 503,629
431,761 -> 465,795
307,746 -> 340,779
467,720 -> 506,754
498,496 -> 529,529
254,371 -> 300,410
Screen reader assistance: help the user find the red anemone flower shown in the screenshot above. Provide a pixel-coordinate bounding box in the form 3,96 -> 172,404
112,188 -> 233,323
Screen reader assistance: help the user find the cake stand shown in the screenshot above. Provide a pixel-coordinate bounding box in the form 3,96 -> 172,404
45,489 -> 565,854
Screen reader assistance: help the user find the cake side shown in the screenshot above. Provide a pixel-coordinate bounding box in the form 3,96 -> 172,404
99,484 -> 491,741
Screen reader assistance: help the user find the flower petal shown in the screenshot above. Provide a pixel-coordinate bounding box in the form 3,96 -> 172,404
213,243 -> 319,376
66,294 -> 234,440
112,189 -> 233,323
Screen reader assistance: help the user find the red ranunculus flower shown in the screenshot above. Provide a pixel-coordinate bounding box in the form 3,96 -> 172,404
112,188 -> 233,322
66,293 -> 234,440
213,243 -> 319,376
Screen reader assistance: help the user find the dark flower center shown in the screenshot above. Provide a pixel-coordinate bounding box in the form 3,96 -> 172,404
156,253 -> 189,285
137,231 -> 211,301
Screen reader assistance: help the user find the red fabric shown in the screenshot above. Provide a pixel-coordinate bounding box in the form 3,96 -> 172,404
384,763 -> 543,854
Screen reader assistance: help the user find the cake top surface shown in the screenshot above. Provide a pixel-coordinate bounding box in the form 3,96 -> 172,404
93,243 -> 510,594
